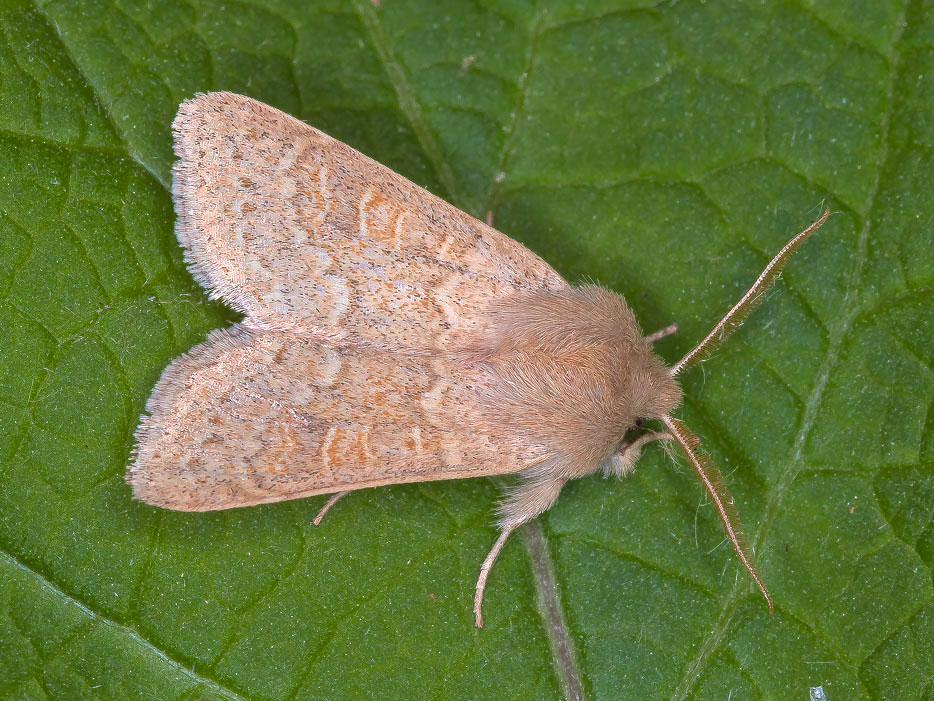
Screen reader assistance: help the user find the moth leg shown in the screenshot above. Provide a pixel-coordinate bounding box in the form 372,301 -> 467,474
645,323 -> 678,344
312,491 -> 349,526
474,477 -> 566,628
603,431 -> 672,478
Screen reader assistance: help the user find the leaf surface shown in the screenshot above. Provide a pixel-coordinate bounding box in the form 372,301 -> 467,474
1,1 -> 932,698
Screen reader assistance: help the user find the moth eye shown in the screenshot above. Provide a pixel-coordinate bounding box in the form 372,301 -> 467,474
621,418 -> 645,441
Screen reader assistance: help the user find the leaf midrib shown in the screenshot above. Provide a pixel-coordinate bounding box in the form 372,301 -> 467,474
349,2 -> 588,697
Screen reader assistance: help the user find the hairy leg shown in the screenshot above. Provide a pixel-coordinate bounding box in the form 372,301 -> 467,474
603,431 -> 672,478
474,477 -> 566,627
312,491 -> 349,526
645,322 -> 678,344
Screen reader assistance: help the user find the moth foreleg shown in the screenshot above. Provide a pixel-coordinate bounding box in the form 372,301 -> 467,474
603,431 -> 672,479
645,322 -> 678,344
474,477 -> 566,627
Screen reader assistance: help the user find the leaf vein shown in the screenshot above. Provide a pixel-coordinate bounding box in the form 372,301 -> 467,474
0,548 -> 249,701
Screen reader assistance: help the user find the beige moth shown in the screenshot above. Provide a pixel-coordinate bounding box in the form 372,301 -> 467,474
128,92 -> 829,626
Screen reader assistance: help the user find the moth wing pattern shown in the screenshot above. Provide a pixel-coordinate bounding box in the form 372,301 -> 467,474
130,325 -> 547,511
131,91 -> 571,511
172,91 -> 567,351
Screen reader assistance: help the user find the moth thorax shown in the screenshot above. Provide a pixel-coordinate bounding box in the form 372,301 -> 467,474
478,284 -> 682,475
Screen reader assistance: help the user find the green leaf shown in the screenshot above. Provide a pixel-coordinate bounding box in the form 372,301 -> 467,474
1,0 -> 931,698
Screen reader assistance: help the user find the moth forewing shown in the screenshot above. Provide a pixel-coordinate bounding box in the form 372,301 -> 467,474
129,91 -> 828,628
129,327 -> 548,510
169,91 -> 567,350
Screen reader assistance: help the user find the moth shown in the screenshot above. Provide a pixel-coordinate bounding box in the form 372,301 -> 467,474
128,92 -> 829,626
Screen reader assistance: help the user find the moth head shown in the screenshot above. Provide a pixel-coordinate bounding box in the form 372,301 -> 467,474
635,358 -> 683,421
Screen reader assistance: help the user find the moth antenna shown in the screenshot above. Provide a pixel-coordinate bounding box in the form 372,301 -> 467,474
670,208 -> 830,376
660,415 -> 773,612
